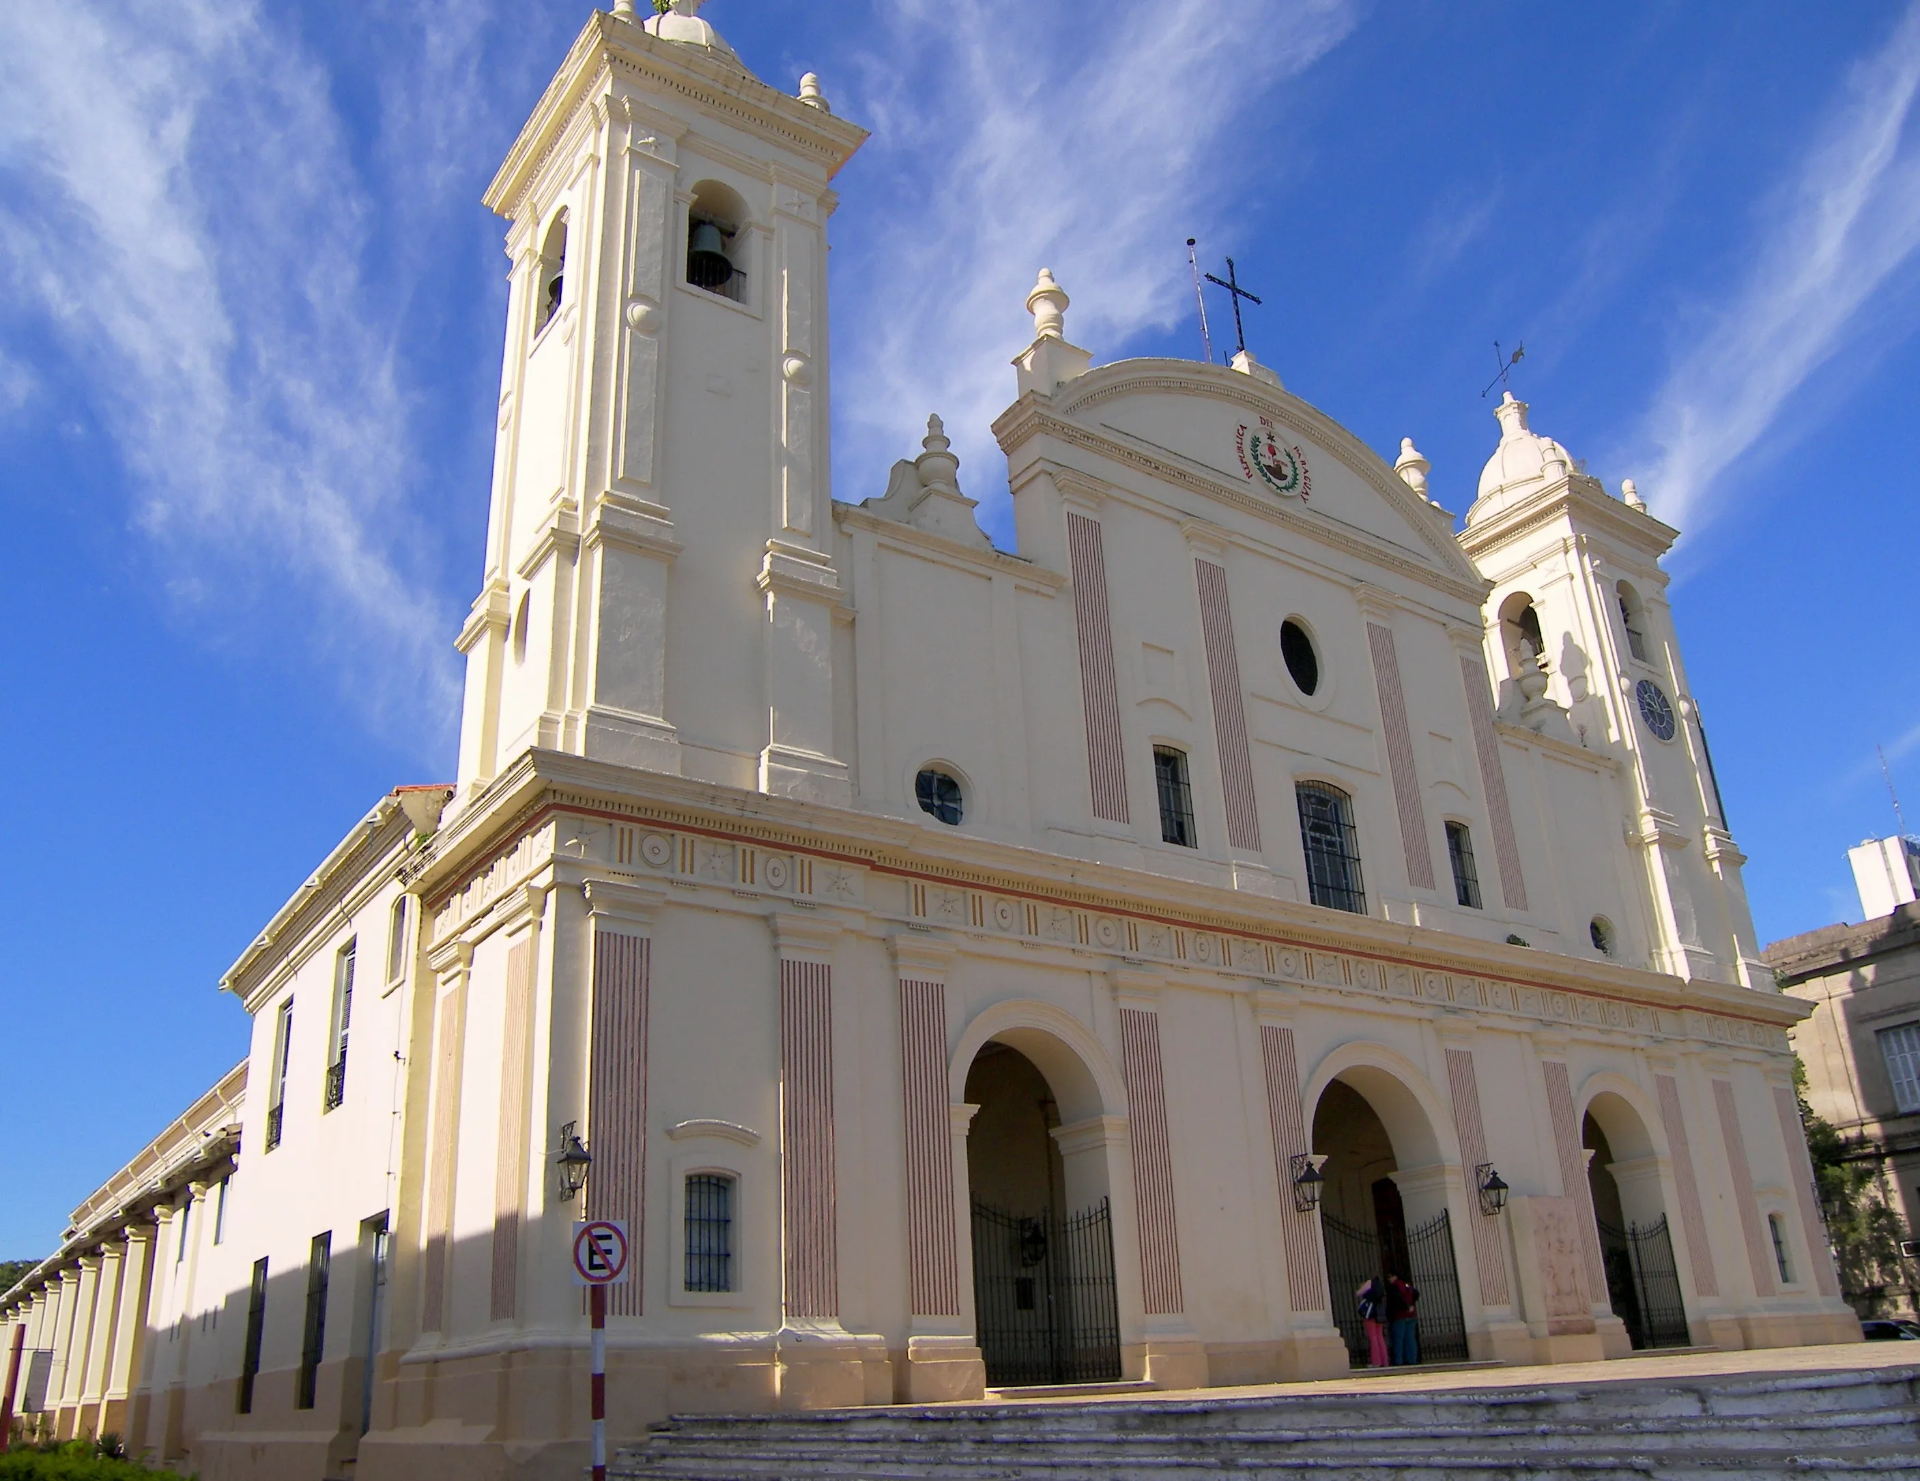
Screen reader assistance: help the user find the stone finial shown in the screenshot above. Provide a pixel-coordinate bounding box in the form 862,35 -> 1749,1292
1621,477 -> 1647,510
1493,390 -> 1531,442
798,73 -> 831,112
612,0 -> 637,16
915,414 -> 961,490
1027,268 -> 1069,340
1394,437 -> 1431,499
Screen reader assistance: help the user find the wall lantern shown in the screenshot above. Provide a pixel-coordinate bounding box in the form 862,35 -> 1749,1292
556,1121 -> 593,1203
1290,1153 -> 1325,1213
1477,1164 -> 1509,1217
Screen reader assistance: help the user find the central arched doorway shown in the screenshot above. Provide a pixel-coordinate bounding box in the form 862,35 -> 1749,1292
1583,1093 -> 1690,1349
964,1040 -> 1122,1387
1311,1071 -> 1469,1367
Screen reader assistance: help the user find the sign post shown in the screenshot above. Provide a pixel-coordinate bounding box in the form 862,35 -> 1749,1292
571,1220 -> 630,1481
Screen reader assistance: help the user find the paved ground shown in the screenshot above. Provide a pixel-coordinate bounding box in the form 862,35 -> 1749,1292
943,1342 -> 1917,1409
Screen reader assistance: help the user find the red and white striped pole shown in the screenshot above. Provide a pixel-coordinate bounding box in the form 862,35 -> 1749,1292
590,1282 -> 607,1481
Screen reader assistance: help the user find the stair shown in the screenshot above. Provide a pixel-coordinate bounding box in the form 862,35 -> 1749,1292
612,1363 -> 1920,1479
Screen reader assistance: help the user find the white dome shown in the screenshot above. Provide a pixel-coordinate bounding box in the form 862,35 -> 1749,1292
1467,393 -> 1574,525
642,1 -> 744,69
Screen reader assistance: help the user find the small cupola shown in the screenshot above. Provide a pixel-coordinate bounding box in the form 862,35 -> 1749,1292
1465,392 -> 1577,526
639,0 -> 747,72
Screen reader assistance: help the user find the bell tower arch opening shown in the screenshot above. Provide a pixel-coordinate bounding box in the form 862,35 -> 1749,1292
1583,1091 -> 1690,1349
963,1037 -> 1121,1388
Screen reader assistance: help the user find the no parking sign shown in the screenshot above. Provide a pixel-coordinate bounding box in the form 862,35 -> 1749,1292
571,1220 -> 631,1287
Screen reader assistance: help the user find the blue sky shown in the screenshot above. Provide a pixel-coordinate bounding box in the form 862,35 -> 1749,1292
3,0 -> 1919,1256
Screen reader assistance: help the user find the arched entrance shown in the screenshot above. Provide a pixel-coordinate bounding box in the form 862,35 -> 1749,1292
1311,1069 -> 1469,1367
964,1039 -> 1122,1387
1583,1092 -> 1690,1349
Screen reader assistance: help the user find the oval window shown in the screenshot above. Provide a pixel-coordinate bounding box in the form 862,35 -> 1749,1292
915,768 -> 964,826
1281,620 -> 1319,696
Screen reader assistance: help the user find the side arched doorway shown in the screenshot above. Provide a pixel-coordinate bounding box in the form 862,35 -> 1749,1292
1311,1070 -> 1469,1367
964,1039 -> 1123,1387
1583,1092 -> 1690,1349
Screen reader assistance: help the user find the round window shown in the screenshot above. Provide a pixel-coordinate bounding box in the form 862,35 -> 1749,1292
915,768 -> 964,826
1281,620 -> 1319,696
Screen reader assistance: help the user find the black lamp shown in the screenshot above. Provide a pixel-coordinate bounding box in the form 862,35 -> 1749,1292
1291,1154 -> 1325,1213
556,1121 -> 593,1203
1477,1163 -> 1509,1217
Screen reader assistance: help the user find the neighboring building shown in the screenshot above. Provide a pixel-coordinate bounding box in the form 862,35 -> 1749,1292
1767,838 -> 1920,1315
0,4 -> 1858,1478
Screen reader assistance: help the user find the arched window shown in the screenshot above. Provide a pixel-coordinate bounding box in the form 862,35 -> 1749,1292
1590,916 -> 1614,957
1445,821 -> 1481,909
685,1173 -> 735,1293
387,895 -> 410,983
1280,619 -> 1319,696
535,211 -> 568,334
1296,781 -> 1365,914
915,767 -> 964,826
1499,591 -> 1546,679
1616,581 -> 1649,663
512,591 -> 531,665
686,181 -> 749,304
1153,746 -> 1196,848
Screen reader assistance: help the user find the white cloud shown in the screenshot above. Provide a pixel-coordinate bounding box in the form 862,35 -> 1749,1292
0,0 -> 462,750
828,0 -> 1360,529
1632,2 -> 1920,536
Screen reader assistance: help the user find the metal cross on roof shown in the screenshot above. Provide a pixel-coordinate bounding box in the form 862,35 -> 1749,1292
1481,340 -> 1525,399
1204,257 -> 1262,359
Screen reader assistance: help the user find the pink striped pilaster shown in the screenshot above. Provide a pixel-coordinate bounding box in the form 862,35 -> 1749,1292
1714,1079 -> 1774,1298
1459,657 -> 1529,911
1541,1060 -> 1606,1305
1195,559 -> 1261,852
1118,1006 -> 1184,1315
1257,1024 -> 1326,1312
1773,1085 -> 1838,1297
1066,512 -> 1130,825
1367,623 -> 1435,890
422,983 -> 465,1333
490,939 -> 535,1322
899,979 -> 960,1317
1445,1049 -> 1512,1307
587,930 -> 650,1317
782,958 -> 839,1319
1655,1074 -> 1718,1297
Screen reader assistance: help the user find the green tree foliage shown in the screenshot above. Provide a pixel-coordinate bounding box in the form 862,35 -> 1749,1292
1794,1057 -> 1917,1314
0,1263 -> 35,1297
0,1437 -> 187,1479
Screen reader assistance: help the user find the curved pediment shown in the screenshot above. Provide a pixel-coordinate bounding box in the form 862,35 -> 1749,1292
1016,359 -> 1482,593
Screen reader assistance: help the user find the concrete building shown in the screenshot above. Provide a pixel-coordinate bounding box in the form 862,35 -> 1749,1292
1,4 -> 1858,1476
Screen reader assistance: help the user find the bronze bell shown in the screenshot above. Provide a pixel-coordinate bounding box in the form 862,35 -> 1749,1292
688,220 -> 734,289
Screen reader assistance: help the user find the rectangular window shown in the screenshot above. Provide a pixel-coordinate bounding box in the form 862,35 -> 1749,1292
268,999 -> 293,1151
1296,781 -> 1367,914
325,941 -> 355,1112
176,1196 -> 192,1265
213,1177 -> 230,1245
1768,1213 -> 1794,1284
1881,1023 -> 1920,1114
1153,747 -> 1196,849
297,1232 -> 331,1410
1445,821 -> 1482,910
360,1214 -> 390,1438
386,897 -> 409,984
685,1174 -> 735,1293
238,1257 -> 268,1414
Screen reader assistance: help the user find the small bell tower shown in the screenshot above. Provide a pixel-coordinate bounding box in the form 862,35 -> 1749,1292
1459,394 -> 1770,990
453,2 -> 867,804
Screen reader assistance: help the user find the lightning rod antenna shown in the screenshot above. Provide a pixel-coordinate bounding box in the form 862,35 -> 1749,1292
1879,745 -> 1911,839
1187,238 -> 1215,365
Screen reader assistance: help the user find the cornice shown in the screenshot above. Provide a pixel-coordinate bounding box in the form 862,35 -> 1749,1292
1493,719 -> 1620,776
834,503 -> 1063,592
1459,476 -> 1679,564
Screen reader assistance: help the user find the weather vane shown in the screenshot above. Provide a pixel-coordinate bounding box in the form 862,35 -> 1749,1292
1481,340 -> 1524,398
1204,256 -> 1262,360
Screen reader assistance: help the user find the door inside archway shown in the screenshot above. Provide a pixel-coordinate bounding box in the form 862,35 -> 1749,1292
965,1042 -> 1121,1387
1313,1078 -> 1469,1367
1583,1108 -> 1689,1349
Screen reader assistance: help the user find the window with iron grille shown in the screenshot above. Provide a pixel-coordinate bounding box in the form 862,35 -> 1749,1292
1445,821 -> 1482,910
915,768 -> 964,826
1768,1213 -> 1793,1284
268,999 -> 293,1151
325,941 -> 355,1112
297,1232 -> 331,1410
238,1257 -> 268,1414
1296,781 -> 1366,914
1881,1022 -> 1920,1114
1154,747 -> 1196,849
685,1174 -> 735,1293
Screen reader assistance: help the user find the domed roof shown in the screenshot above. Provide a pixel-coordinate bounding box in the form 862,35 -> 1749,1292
642,0 -> 744,69
1467,393 -> 1574,526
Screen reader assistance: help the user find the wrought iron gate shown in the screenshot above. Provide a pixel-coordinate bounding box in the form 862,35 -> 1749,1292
1321,1208 -> 1470,1367
971,1198 -> 1122,1387
1596,1215 -> 1690,1350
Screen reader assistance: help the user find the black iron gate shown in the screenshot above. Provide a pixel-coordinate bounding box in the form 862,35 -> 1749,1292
1596,1215 -> 1690,1350
1322,1208 -> 1470,1368
971,1198 -> 1123,1387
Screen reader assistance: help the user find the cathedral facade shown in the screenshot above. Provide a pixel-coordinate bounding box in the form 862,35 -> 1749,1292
0,5 -> 1859,1478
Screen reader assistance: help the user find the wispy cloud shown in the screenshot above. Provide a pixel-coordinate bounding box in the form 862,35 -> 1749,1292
829,0 -> 1360,531
1632,1 -> 1920,535
0,0 -> 463,750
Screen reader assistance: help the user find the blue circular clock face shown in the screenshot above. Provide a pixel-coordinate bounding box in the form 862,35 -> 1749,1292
1636,679 -> 1676,741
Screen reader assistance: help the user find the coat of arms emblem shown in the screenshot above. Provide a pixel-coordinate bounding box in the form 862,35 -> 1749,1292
1236,417 -> 1311,500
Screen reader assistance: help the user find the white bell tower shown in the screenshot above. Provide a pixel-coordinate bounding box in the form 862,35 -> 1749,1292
453,1 -> 867,805
1460,394 -> 1771,990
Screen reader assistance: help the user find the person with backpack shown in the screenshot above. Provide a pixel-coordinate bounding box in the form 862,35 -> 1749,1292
1355,1277 -> 1389,1368
1386,1272 -> 1420,1366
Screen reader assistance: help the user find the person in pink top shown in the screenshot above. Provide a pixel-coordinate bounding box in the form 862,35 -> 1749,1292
1356,1277 -> 1389,1368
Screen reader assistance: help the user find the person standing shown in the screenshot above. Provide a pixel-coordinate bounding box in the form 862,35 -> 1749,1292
1386,1272 -> 1420,1366
1356,1278 -> 1389,1368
